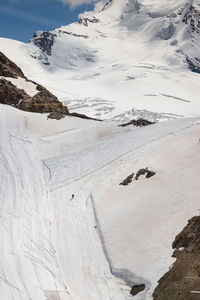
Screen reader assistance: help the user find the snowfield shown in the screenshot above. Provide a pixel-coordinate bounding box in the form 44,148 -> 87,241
0,0 -> 200,299
0,103 -> 200,299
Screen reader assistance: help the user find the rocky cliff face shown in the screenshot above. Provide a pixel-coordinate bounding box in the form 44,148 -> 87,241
0,52 -> 69,117
0,51 -> 25,78
153,216 -> 200,300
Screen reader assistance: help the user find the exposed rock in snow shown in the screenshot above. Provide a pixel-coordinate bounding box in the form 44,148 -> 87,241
31,31 -> 57,65
135,168 -> 156,180
153,216 -> 200,300
119,173 -> 134,186
0,52 -> 69,117
0,76 -> 38,97
119,119 -> 155,128
130,284 -> 145,296
0,51 -> 25,78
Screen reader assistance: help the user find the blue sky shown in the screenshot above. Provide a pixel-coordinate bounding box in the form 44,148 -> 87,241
0,0 -> 95,42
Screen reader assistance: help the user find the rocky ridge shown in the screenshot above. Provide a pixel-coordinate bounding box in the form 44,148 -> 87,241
0,52 -> 69,117
153,216 -> 200,300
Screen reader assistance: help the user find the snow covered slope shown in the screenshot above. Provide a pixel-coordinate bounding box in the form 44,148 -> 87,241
0,105 -> 130,300
0,1 -> 200,299
1,104 -> 199,299
0,0 -> 200,120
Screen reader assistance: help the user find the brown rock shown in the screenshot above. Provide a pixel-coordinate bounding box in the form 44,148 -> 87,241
130,284 -> 145,296
153,216 -> 200,300
0,78 -> 31,106
0,52 -> 25,78
119,173 -> 134,186
135,168 -> 156,180
0,52 -> 69,118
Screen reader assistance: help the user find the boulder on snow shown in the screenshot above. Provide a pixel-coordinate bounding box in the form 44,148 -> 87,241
119,173 -> 134,186
130,284 -> 145,296
135,168 -> 156,180
119,119 -> 155,128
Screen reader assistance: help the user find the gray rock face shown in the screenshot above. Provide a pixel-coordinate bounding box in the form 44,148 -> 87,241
79,17 -> 100,26
32,31 -> 56,56
183,5 -> 200,34
186,56 -> 200,74
30,31 -> 57,65
157,23 -> 175,40
182,4 -> 200,73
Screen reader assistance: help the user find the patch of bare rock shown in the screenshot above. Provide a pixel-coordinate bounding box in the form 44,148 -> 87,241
0,51 -> 69,119
119,119 -> 155,128
120,168 -> 156,186
0,51 -> 25,78
130,284 -> 146,296
153,216 -> 200,300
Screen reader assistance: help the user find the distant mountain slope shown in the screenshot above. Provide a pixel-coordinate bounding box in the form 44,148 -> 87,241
29,0 -> 200,72
0,0 -> 200,120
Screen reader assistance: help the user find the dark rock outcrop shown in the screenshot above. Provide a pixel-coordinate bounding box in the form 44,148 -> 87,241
58,30 -> 89,39
135,168 -> 156,180
120,173 -> 134,186
186,57 -> 200,74
47,111 -> 66,120
119,119 -> 155,128
0,52 -> 69,118
0,77 -> 69,116
119,168 -> 155,186
157,23 -> 175,40
30,31 -> 57,65
79,16 -> 100,27
0,78 -> 30,106
183,5 -> 200,34
182,5 -> 200,74
69,112 -> 101,121
130,284 -> 145,296
153,216 -> 200,300
0,52 -> 25,78
32,31 -> 56,56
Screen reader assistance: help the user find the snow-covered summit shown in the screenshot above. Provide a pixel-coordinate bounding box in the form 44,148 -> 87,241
29,0 -> 200,70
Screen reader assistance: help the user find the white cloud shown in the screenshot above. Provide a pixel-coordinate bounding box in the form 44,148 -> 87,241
59,0 -> 97,8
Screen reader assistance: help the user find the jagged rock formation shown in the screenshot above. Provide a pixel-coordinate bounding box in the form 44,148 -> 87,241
0,52 -> 69,117
31,31 -> 56,65
119,119 -> 155,128
153,216 -> 200,300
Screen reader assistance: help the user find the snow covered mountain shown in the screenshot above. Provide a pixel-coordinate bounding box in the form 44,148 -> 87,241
0,0 -> 200,121
0,1 -> 200,300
